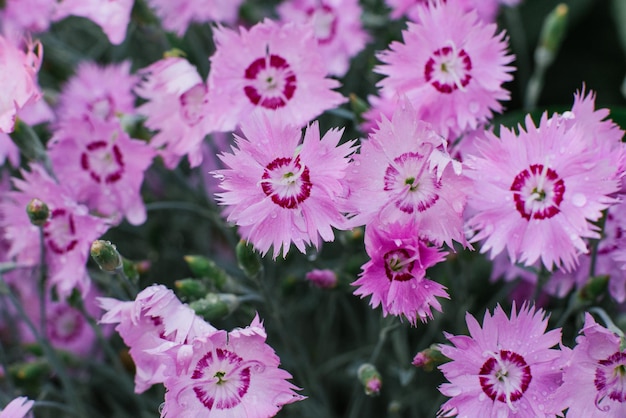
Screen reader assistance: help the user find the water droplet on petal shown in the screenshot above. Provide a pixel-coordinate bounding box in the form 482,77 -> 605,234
469,102 -> 479,113
571,193 -> 586,207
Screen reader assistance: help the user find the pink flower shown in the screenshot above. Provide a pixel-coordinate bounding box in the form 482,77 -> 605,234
438,303 -> 563,417
277,0 -> 369,77
353,220 -> 449,325
207,19 -> 346,132
0,134 -> 20,167
0,0 -> 55,35
56,61 -> 137,123
53,0 -> 134,45
345,99 -> 470,247
552,313 -> 626,417
465,109 -> 623,272
145,0 -> 244,36
388,0 -> 502,23
0,397 -> 33,418
160,315 -> 304,418
375,0 -> 514,138
0,164 -> 109,298
48,116 -> 155,225
98,284 -> 217,393
305,269 -> 338,288
214,113 -> 355,258
0,36 -> 42,133
135,57 -> 215,168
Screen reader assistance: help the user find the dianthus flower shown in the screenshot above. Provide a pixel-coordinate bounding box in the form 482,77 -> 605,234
0,397 -> 33,418
277,0 -> 369,77
552,313 -> 626,417
438,303 -> 563,417
0,0 -> 55,36
353,220 -> 449,325
99,284 -> 217,393
376,0 -> 514,138
214,113 -> 355,258
345,99 -> 469,247
160,315 -> 304,418
135,57 -> 215,168
145,0 -> 244,36
208,19 -> 346,132
385,0 -> 508,23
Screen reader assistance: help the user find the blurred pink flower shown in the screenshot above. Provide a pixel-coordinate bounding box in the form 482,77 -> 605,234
385,0 -> 518,23
208,19 -> 346,132
376,0 -> 514,138
0,0 -> 55,36
214,113 -> 355,258
277,0 -> 369,77
305,269 -> 338,289
135,57 -> 215,168
145,0 -> 244,36
353,220 -> 449,325
438,303 -> 563,417
160,315 -> 304,418
0,397 -> 33,418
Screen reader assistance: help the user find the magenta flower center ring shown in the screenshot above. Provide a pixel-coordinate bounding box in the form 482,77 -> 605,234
179,83 -> 208,126
383,249 -> 415,282
44,208 -> 78,254
80,140 -> 125,184
510,164 -> 565,221
479,350 -> 532,405
384,151 -> 440,214
307,5 -> 338,44
48,305 -> 84,343
424,44 -> 472,94
594,351 -> 626,403
244,54 -> 297,109
261,156 -> 312,209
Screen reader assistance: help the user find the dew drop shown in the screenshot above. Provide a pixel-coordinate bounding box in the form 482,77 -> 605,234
571,193 -> 586,207
478,393 -> 486,402
469,102 -> 479,114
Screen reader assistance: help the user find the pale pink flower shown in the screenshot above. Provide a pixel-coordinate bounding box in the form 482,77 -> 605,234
214,113 -> 355,258
98,284 -> 217,393
208,19 -> 346,132
0,0 -> 55,36
345,99 -> 470,247
135,57 -> 215,168
56,61 -> 136,123
438,303 -> 563,417
376,0 -> 514,138
277,0 -> 369,77
160,315 -> 304,418
53,0 -> 134,45
0,134 -> 20,167
145,0 -> 244,36
0,36 -> 42,133
0,397 -> 33,418
386,0 -> 513,23
552,313 -> 626,417
48,116 -> 155,225
353,220 -> 449,325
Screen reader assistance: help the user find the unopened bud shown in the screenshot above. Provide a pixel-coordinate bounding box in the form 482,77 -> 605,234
349,93 -> 369,119
175,278 -> 208,301
305,269 -> 338,289
11,359 -> 50,381
357,363 -> 382,396
412,346 -> 446,371
190,293 -> 239,322
90,240 -> 123,272
184,255 -> 229,289
579,275 -> 609,302
536,4 -> 568,67
26,198 -> 49,226
236,240 -> 262,278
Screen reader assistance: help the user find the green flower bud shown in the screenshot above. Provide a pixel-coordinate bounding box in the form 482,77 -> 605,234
579,275 -> 609,302
189,293 -> 239,322
175,278 -> 208,301
357,363 -> 382,396
235,240 -> 262,278
26,198 -> 49,227
536,4 -> 568,67
90,240 -> 123,272
184,255 -> 229,289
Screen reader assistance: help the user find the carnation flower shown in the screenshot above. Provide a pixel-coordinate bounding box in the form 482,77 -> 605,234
0,0 -> 55,35
98,284 -> 217,393
386,0 -> 503,23
438,303 -> 563,417
552,313 -> 626,417
160,315 -> 304,418
305,269 -> 338,289
344,99 -> 470,247
0,397 -> 33,418
135,57 -> 215,168
277,0 -> 369,77
375,0 -> 514,138
145,0 -> 244,36
353,220 -> 449,325
207,19 -> 346,132
214,113 -> 355,258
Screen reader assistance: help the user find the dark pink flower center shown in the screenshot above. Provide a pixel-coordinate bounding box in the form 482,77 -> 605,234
510,164 -> 565,221
43,208 -> 78,255
179,83 -> 208,126
87,95 -> 114,120
261,156 -> 312,209
244,54 -> 297,109
594,351 -> 626,404
383,249 -> 415,282
424,45 -> 472,94
384,151 -> 440,214
48,304 -> 84,343
479,350 -> 532,405
192,348 -> 251,411
307,4 -> 337,44
80,140 -> 125,184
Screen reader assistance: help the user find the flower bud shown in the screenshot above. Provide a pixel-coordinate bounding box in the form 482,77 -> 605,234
357,363 -> 382,396
536,4 -> 568,67
175,278 -> 208,301
578,275 -> 609,302
305,269 -> 338,289
90,240 -> 123,272
411,346 -> 446,371
184,255 -> 229,289
189,293 -> 239,322
236,240 -> 262,278
26,198 -> 49,226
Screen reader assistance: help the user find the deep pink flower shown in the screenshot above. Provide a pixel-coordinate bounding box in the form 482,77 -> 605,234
53,0 -> 134,45
99,284 -> 217,393
0,397 -> 33,418
145,0 -> 244,36
353,220 -> 449,325
375,0 -> 514,138
135,57 -> 216,168
208,19 -> 346,132
438,303 -> 563,417
552,313 -> 626,417
160,315 -> 304,418
305,269 -> 338,289
277,0 -> 369,77
345,99 -> 470,247
214,113 -> 355,258
0,36 -> 42,133
48,116 -> 155,225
